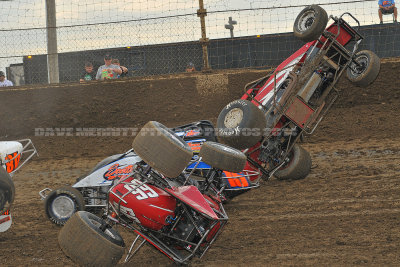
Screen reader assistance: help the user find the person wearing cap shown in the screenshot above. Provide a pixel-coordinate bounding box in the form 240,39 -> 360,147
186,62 -> 196,72
111,59 -> 129,78
0,71 -> 13,87
96,54 -> 122,80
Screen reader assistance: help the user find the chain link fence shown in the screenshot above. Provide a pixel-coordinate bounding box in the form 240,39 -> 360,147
0,0 -> 398,85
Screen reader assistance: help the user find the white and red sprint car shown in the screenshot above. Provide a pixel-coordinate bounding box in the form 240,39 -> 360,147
217,5 -> 380,181
0,139 -> 37,232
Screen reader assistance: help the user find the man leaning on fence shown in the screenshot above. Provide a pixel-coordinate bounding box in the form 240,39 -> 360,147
379,0 -> 398,24
96,54 -> 122,80
0,71 -> 13,87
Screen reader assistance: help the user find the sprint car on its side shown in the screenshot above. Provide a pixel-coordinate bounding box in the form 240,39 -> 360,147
217,5 -> 380,181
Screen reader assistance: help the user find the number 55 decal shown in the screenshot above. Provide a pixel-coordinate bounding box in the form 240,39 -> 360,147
124,180 -> 159,200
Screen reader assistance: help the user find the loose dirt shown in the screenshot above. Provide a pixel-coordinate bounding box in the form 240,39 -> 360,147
0,61 -> 399,266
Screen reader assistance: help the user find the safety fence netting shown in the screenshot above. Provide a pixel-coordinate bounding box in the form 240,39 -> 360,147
0,0 -> 396,85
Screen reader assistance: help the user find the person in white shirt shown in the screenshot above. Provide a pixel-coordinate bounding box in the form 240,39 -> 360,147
0,71 -> 13,87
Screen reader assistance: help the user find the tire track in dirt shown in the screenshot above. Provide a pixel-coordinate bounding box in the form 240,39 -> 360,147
4,135 -> 399,266
1,61 -> 400,265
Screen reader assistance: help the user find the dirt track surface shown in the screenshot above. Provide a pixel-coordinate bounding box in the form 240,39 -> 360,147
1,61 -> 400,266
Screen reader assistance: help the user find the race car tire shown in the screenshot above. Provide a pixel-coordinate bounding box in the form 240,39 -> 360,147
346,50 -> 381,87
217,99 -> 266,150
199,142 -> 247,173
0,167 -> 14,213
89,154 -> 124,174
132,121 -> 193,178
274,144 -> 312,180
293,5 -> 328,42
59,211 -> 125,267
44,186 -> 85,225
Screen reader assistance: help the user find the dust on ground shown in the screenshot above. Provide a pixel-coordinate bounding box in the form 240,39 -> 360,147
1,61 -> 400,266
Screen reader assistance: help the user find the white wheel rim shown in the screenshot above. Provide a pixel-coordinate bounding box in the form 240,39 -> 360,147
298,10 -> 315,31
51,195 -> 76,219
350,55 -> 369,76
224,108 -> 244,128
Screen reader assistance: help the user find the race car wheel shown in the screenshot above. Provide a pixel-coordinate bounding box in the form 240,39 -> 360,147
132,121 -> 193,178
0,167 -> 15,213
0,191 -> 6,214
274,144 -> 312,180
44,186 -> 85,225
217,99 -> 266,150
59,211 -> 125,266
293,5 -> 328,42
346,50 -> 380,87
199,142 -> 247,173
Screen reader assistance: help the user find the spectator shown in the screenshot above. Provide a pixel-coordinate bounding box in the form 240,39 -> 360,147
379,0 -> 398,24
80,62 -> 96,82
0,71 -> 13,87
96,54 -> 122,80
186,62 -> 196,72
111,59 -> 129,78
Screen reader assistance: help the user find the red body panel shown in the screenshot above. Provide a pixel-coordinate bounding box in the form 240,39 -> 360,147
202,194 -> 222,242
320,24 -> 353,47
242,22 -> 355,108
165,186 -> 219,220
110,176 -> 176,231
243,143 -> 262,179
245,42 -> 313,107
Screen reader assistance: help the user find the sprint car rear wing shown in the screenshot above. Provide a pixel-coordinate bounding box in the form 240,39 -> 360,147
0,139 -> 38,176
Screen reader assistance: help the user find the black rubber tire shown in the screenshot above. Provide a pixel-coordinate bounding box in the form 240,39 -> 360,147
199,142 -> 247,173
274,144 -> 312,180
132,121 -> 193,178
346,50 -> 381,87
89,154 -> 124,174
217,99 -> 266,150
44,186 -> 85,225
59,211 -> 125,267
293,5 -> 328,42
0,167 -> 14,213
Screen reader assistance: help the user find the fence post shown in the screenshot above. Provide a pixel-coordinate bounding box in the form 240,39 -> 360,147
198,0 -> 211,71
46,0 -> 59,84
